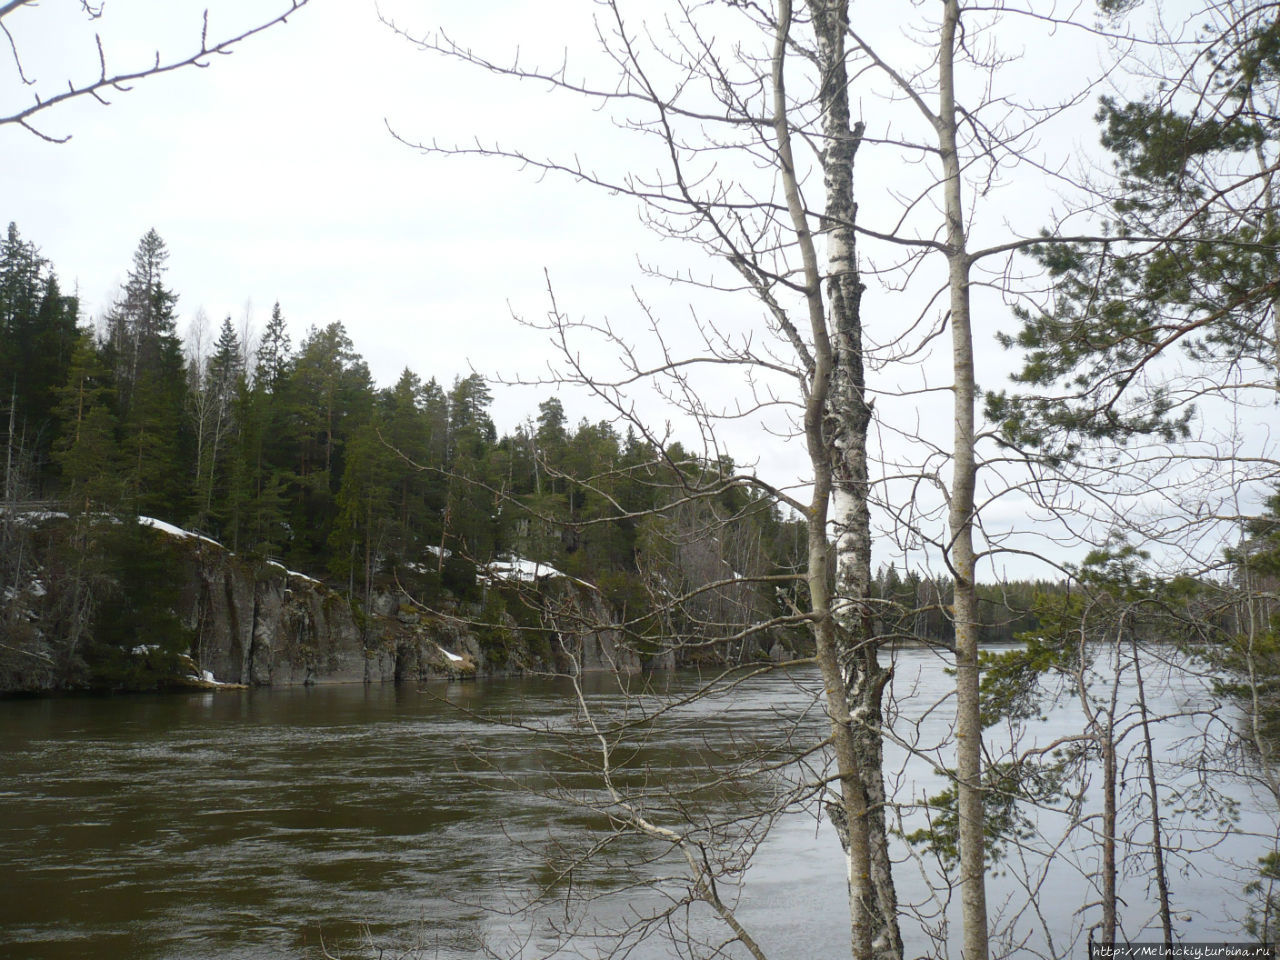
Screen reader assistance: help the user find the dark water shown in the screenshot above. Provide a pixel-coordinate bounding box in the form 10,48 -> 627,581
0,649 -> 1275,959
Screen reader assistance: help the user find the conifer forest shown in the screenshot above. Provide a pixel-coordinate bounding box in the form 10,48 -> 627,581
4,2 -> 1280,960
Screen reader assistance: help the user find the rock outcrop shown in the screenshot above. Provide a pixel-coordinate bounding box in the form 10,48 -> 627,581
180,544 -> 367,685
174,536 -> 649,686
1,513 -> 779,694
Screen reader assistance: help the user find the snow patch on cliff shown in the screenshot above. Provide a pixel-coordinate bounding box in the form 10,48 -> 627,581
483,556 -> 599,591
138,516 -> 223,549
265,560 -> 322,585
136,515 -> 326,586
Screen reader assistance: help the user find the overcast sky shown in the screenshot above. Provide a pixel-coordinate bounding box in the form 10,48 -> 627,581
6,1 -> 641,402
6,0 -> 1243,576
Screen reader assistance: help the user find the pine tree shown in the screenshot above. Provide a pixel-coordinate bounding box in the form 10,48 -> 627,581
282,322 -> 373,566
987,6 -> 1280,457
447,373 -> 495,464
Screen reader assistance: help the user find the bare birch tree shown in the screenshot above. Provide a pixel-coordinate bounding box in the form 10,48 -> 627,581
385,1 -> 903,956
387,1 -> 1182,957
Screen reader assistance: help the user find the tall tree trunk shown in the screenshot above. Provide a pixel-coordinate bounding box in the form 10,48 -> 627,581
1100,725 -> 1117,944
938,3 -> 989,957
1131,634 -> 1173,945
806,1 -> 901,956
772,2 -> 887,955
1100,629 -> 1122,945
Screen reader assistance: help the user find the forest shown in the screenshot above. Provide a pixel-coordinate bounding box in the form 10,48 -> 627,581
0,222 -> 1061,691
3,0 -> 1280,958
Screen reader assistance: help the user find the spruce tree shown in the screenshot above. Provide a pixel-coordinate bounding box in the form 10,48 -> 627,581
255,301 -> 292,394
52,330 -> 123,512
0,224 -> 78,489
107,230 -> 191,518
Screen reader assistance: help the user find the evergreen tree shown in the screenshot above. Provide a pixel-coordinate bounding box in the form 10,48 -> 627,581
379,368 -> 435,552
447,373 -> 495,464
255,300 -> 292,394
535,396 -> 568,449
224,301 -> 294,554
85,519 -> 195,690
106,230 -> 191,518
225,376 -> 288,556
283,321 -> 373,566
52,329 -> 123,512
987,7 -> 1280,457
330,417 -> 397,600
106,229 -> 178,406
0,224 -> 79,489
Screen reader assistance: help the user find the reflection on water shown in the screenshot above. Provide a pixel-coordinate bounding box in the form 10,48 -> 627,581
0,649 -> 1274,959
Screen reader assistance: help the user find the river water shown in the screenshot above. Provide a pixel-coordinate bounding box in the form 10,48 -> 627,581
1,646 -> 1275,960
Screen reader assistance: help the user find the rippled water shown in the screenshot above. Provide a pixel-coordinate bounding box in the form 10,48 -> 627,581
1,648 -> 1275,959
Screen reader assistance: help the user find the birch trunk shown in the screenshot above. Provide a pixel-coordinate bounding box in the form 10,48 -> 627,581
773,2 -> 892,955
1100,629 -> 1122,945
805,2 -> 901,956
938,3 -> 989,958
1101,725 -> 1117,944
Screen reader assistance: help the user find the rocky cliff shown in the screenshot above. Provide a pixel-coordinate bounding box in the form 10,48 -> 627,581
175,529 -> 660,686
1,513 -> 784,694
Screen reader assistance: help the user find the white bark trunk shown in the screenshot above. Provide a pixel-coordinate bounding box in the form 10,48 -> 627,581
773,3 -> 891,955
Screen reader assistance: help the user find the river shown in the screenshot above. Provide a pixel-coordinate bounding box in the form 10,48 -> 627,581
1,646 -> 1275,959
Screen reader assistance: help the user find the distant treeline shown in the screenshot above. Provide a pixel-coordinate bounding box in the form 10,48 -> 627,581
0,223 -> 1061,649
869,566 -> 1065,646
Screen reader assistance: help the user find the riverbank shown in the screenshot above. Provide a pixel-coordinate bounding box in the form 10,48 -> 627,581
0,513 -> 795,694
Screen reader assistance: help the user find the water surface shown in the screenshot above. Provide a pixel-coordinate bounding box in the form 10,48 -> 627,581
1,649 -> 1274,959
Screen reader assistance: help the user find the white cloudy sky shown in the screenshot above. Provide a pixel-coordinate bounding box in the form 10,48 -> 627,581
5,0 -> 1254,575
5,1 -> 643,398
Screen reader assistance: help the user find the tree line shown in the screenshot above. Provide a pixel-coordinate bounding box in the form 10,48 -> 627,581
0,220 -> 1068,664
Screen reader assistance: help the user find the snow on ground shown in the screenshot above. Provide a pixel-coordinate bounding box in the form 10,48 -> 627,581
265,560 -> 322,585
403,557 -> 449,575
0,508 -> 69,524
482,556 -> 599,591
4,578 -> 46,602
485,557 -> 564,582
138,516 -> 223,549
184,668 -> 239,687
138,516 -> 324,586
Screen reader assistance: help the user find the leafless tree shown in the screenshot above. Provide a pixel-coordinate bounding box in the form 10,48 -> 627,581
380,2 -> 1259,959
383,0 -> 905,954
0,0 -> 309,143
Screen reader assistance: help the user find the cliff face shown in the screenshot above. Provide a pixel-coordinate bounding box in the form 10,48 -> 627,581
171,536 -> 647,687
0,514 -> 758,694
180,545 -> 368,685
